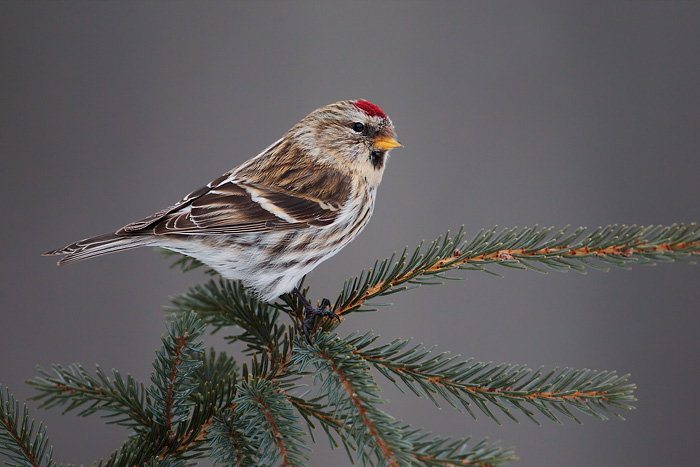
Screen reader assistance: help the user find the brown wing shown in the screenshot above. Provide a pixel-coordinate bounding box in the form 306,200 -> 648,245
116,174 -> 351,236
118,172 -> 233,233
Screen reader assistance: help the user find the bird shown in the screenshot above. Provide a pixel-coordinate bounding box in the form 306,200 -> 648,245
45,99 -> 401,339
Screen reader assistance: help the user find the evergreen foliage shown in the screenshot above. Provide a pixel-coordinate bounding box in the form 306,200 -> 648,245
2,223 -> 698,465
0,385 -> 55,467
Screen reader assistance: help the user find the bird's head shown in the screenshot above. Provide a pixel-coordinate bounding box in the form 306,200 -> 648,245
293,99 -> 401,185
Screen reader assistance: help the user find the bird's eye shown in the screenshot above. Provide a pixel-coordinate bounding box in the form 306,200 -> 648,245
352,122 -> 364,133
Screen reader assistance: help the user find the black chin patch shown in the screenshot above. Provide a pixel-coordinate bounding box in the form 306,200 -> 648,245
370,150 -> 385,170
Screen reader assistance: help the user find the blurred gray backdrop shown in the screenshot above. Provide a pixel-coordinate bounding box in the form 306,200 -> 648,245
1,1 -> 699,465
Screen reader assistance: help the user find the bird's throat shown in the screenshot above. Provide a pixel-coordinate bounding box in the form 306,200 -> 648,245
370,150 -> 385,170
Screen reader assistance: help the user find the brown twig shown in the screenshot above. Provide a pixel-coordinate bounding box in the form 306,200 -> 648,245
336,239 -> 700,316
317,347 -> 399,467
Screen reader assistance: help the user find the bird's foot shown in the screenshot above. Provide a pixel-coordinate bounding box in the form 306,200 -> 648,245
293,288 -> 340,343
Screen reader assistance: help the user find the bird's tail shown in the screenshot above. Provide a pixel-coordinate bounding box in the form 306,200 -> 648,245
44,232 -> 156,265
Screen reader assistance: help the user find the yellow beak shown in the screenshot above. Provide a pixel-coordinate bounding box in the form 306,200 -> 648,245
373,135 -> 403,150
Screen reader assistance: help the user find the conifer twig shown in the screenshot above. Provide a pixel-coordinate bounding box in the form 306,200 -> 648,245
28,364 -> 153,429
347,332 -> 635,425
0,385 -> 55,467
331,224 -> 699,316
229,378 -> 309,466
294,333 -> 416,466
146,312 -> 205,438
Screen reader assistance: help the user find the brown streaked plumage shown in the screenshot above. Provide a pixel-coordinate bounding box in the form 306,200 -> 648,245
45,100 -> 401,305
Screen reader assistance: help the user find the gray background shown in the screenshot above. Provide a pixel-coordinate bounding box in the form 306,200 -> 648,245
1,1 -> 699,465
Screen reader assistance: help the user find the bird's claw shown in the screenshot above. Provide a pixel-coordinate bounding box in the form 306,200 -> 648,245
294,289 -> 340,343
318,298 -> 340,321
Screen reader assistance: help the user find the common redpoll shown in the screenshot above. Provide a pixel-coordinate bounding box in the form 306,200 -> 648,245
45,99 -> 401,338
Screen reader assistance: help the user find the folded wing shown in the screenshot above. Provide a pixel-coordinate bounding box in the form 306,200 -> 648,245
118,174 -> 351,236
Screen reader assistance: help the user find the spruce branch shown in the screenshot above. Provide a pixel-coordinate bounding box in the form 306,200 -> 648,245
405,431 -> 515,467
347,332 -> 635,425
0,385 -> 55,467
165,354 -> 304,461
287,395 -> 516,466
292,333 -> 414,467
223,378 -> 310,467
330,223 -> 699,316
208,407 -> 260,466
28,364 -> 152,430
146,312 -> 205,437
